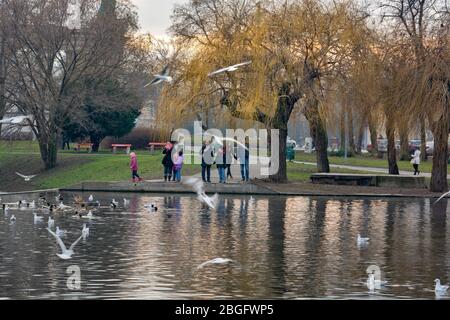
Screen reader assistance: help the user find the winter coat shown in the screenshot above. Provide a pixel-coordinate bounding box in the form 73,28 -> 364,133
130,155 -> 138,171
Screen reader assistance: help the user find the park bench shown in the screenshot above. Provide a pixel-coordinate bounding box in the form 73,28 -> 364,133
147,142 -> 167,151
112,144 -> 132,154
75,143 -> 93,153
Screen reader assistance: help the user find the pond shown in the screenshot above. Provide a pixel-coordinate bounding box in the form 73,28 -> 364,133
0,192 -> 449,300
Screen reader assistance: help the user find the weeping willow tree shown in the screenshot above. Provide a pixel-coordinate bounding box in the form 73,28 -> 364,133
159,0 -> 369,182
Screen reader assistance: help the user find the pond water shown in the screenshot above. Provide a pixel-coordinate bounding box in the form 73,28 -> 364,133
0,192 -> 449,300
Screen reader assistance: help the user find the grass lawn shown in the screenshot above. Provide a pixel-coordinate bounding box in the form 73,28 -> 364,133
287,162 -> 379,183
0,141 -> 200,192
294,151 -> 450,174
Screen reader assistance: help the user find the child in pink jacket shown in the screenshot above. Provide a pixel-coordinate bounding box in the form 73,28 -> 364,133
130,152 -> 143,182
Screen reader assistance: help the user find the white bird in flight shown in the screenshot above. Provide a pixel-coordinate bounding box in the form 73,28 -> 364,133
208,61 -> 252,77
204,133 -> 249,151
435,279 -> 449,295
197,258 -> 233,270
88,195 -> 94,202
433,191 -> 450,205
16,172 -> 37,182
10,215 -> 16,223
184,177 -> 219,210
145,66 -> 173,87
46,228 -> 84,260
123,198 -> 130,206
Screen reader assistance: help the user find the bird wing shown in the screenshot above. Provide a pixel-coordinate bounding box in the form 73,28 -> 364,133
160,65 -> 169,77
47,228 -> 68,252
16,172 -> 27,179
232,61 -> 252,68
433,191 -> 450,205
69,233 -> 85,251
208,67 -> 230,77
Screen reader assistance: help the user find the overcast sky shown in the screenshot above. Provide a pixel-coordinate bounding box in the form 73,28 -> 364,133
132,0 -> 188,37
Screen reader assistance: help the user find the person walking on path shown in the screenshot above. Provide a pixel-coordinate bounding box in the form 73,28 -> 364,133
162,142 -> 174,182
130,152 -> 143,183
173,151 -> 184,182
201,140 -> 214,183
411,148 -> 421,175
238,138 -> 250,182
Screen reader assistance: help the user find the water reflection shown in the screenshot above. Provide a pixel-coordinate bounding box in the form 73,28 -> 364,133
0,192 -> 449,300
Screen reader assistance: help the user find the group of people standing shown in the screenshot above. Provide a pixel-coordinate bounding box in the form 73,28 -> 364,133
162,142 -> 184,182
200,138 -> 250,184
160,137 -> 250,184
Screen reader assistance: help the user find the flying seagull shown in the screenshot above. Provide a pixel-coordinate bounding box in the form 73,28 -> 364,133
144,66 -> 173,87
47,228 -> 84,260
204,133 -> 249,151
16,172 -> 37,182
184,177 -> 219,210
433,191 -> 450,205
208,61 -> 252,77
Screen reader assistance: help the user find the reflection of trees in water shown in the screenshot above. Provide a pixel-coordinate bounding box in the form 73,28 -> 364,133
430,200 -> 448,282
296,198 -> 327,296
266,196 -> 287,297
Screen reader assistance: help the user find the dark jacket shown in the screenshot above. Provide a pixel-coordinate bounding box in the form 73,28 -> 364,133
162,148 -> 173,166
201,144 -> 214,167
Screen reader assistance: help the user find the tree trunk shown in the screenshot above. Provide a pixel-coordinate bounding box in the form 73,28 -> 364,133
368,114 -> 378,152
269,126 -> 288,183
38,133 -> 58,170
348,107 -> 355,154
90,134 -> 103,153
386,116 -> 399,175
0,37 -> 6,137
355,122 -> 365,154
399,124 -> 410,161
430,117 -> 449,192
340,111 -> 345,152
306,98 -> 330,173
420,118 -> 428,162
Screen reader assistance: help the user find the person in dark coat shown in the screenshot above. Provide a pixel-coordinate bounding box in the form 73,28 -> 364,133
162,142 -> 174,182
201,140 -> 214,183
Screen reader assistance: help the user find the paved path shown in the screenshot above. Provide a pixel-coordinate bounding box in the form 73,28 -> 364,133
293,161 -> 450,179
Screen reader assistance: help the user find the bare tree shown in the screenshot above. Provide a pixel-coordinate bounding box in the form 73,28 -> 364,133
2,0 -> 138,169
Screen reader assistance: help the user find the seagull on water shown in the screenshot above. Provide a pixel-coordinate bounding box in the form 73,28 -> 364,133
82,224 -> 90,239
144,203 -> 158,212
16,172 -> 37,182
184,177 -> 219,210
10,215 -> 16,223
123,198 -> 130,206
82,210 -> 94,219
435,279 -> 449,295
433,191 -> 450,205
33,213 -> 44,224
144,66 -> 173,87
367,273 -> 387,291
56,226 -> 67,237
46,228 -> 84,260
88,195 -> 94,202
48,216 -> 55,228
197,258 -> 233,270
208,61 -> 252,77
